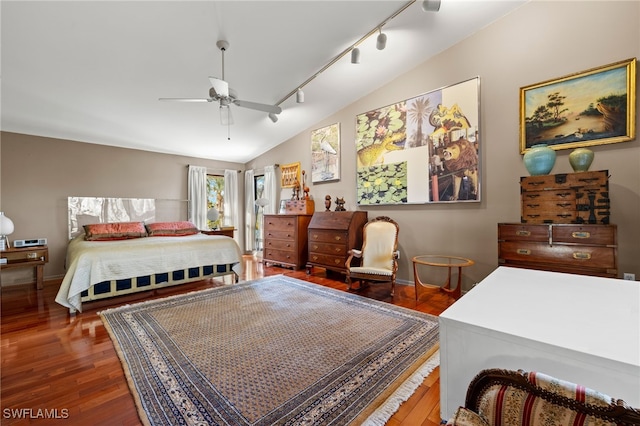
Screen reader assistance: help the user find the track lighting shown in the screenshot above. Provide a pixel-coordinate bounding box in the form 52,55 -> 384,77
422,0 -> 441,12
268,112 -> 279,123
376,30 -> 387,50
351,47 -> 360,64
296,88 -> 304,103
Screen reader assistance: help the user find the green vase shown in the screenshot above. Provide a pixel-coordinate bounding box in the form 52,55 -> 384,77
523,144 -> 556,176
569,148 -> 594,172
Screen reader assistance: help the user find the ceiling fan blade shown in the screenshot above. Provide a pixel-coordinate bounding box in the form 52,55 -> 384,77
159,98 -> 212,102
234,99 -> 282,114
209,77 -> 229,98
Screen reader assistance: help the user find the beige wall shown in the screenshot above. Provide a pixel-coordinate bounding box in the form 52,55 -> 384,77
2,1 -> 639,289
246,0 -> 640,287
0,134 -> 244,284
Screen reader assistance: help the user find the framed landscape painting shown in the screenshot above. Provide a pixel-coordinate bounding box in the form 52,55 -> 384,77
311,123 -> 340,183
520,58 -> 636,153
355,77 -> 480,205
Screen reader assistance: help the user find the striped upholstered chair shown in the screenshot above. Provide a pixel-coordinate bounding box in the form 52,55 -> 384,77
446,369 -> 640,426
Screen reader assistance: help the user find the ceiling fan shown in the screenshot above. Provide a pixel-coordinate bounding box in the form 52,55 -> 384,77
159,40 -> 282,126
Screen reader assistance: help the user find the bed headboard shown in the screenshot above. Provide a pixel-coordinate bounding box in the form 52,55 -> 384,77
68,197 -> 156,239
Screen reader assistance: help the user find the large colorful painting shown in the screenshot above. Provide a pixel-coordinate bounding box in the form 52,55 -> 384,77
355,77 -> 480,205
311,123 -> 340,183
520,58 -> 636,153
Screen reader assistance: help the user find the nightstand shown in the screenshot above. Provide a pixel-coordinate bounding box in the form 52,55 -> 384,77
201,229 -> 235,238
1,245 -> 49,289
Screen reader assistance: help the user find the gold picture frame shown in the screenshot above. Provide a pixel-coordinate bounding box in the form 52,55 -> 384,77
280,162 -> 301,188
520,58 -> 636,153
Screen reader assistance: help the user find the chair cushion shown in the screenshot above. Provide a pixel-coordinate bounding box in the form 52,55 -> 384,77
348,266 -> 392,276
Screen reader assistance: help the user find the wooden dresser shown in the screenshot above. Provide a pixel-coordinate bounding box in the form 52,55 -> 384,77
306,211 -> 368,275
498,223 -> 617,278
263,214 -> 312,269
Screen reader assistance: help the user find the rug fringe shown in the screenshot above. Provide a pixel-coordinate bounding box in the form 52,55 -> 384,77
362,350 -> 440,426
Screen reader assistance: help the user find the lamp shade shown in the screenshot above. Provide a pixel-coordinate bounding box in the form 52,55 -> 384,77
207,208 -> 220,222
255,198 -> 269,208
0,212 -> 14,236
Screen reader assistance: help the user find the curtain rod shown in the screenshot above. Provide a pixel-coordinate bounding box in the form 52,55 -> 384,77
186,165 -> 241,174
251,164 -> 280,175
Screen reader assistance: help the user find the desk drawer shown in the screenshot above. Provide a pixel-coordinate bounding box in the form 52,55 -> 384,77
552,225 -> 616,245
307,253 -> 345,269
265,239 -> 296,251
308,230 -> 348,244
498,224 -> 549,242
264,249 -> 297,264
308,242 -> 346,256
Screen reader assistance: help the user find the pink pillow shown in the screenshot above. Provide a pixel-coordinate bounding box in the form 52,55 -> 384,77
145,221 -> 199,237
84,222 -> 147,241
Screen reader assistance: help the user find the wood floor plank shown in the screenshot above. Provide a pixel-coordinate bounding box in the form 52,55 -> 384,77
1,255 -> 457,425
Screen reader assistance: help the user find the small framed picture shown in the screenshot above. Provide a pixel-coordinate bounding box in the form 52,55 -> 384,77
279,200 -> 286,214
281,162 -> 301,188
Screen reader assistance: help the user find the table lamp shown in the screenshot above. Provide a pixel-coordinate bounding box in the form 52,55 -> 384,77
207,208 -> 220,230
0,212 -> 15,251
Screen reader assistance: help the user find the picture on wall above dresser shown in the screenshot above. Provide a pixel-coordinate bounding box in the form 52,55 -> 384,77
355,77 -> 480,205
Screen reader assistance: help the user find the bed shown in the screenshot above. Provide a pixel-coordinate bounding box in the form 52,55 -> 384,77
55,221 -> 243,313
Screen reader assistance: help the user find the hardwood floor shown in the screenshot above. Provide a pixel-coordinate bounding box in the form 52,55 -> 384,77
1,255 -> 457,425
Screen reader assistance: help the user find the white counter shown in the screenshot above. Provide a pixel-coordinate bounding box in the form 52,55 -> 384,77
439,266 -> 640,420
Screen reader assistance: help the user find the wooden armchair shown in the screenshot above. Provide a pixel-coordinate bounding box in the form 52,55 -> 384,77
345,216 -> 399,296
447,368 -> 640,426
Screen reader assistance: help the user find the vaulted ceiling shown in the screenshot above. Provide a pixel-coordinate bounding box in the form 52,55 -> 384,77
1,1 -> 527,163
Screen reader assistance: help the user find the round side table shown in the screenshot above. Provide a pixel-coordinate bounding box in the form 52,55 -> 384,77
412,255 -> 474,301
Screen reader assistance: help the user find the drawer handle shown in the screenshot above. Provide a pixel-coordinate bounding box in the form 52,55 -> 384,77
287,234 -> 292,238
516,248 -> 531,255
334,259 -> 341,265
573,252 -> 591,260
313,245 -> 319,250
580,177 -> 601,183
334,248 -> 341,253
312,256 -> 318,261
525,194 -> 540,199
516,230 -> 531,237
555,203 -> 572,208
528,181 -> 545,187
556,192 -> 572,198
27,253 -> 38,259
571,231 -> 590,239
286,244 -> 291,247
526,214 -> 540,218
557,214 -> 573,218
526,204 -> 539,208
312,234 -> 318,240
334,236 -> 342,241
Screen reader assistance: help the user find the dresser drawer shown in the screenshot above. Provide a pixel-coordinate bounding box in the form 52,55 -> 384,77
552,224 -> 616,245
308,230 -> 349,244
264,216 -> 298,232
264,248 -> 297,264
498,224 -> 549,242
265,239 -> 295,251
264,229 -> 296,240
499,241 -> 616,270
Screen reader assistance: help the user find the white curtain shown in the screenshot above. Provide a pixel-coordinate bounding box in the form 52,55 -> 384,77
244,169 -> 255,252
223,169 -> 239,244
263,165 -> 278,215
188,165 -> 207,230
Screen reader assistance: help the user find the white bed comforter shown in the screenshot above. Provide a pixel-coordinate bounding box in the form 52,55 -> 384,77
55,234 -> 243,312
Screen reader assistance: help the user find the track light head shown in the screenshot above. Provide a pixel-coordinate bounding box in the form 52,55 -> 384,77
268,112 -> 279,123
422,0 -> 441,12
351,47 -> 360,64
296,88 -> 304,103
376,32 -> 387,50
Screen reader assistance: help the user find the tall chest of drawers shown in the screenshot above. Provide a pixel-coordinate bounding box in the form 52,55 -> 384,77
263,214 -> 312,269
306,211 -> 368,275
498,223 -> 617,278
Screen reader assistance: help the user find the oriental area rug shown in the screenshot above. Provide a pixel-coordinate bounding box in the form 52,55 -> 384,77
99,275 -> 439,426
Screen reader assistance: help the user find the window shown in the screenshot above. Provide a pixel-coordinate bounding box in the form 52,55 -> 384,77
254,175 -> 265,250
206,175 -> 224,229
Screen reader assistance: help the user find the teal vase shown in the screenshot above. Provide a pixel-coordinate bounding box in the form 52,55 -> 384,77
569,148 -> 594,172
523,144 -> 556,176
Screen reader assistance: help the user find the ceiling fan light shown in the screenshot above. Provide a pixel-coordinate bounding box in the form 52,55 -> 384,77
351,47 -> 360,64
268,113 -> 279,123
422,0 -> 441,12
296,88 -> 305,104
376,32 -> 387,50
220,105 -> 233,126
